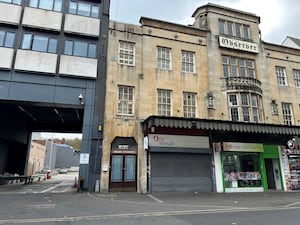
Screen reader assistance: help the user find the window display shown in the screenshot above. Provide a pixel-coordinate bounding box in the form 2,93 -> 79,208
223,152 -> 262,188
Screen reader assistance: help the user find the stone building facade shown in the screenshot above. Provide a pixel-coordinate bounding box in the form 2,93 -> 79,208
100,3 -> 300,193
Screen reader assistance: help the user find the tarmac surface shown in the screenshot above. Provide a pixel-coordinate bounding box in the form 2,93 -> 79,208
1,173 -> 300,225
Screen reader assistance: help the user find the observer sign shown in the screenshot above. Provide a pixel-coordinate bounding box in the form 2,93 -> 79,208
219,36 -> 259,53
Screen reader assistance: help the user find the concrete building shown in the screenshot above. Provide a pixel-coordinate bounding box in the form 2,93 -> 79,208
27,140 -> 46,175
0,0 -> 110,191
100,3 -> 300,193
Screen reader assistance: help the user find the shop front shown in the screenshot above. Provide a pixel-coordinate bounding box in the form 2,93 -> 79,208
147,134 -> 212,192
281,147 -> 300,191
214,142 -> 265,192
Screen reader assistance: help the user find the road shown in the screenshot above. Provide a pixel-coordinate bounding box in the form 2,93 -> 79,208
0,174 -> 300,225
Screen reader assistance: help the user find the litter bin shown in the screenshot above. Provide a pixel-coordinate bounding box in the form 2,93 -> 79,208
46,170 -> 52,179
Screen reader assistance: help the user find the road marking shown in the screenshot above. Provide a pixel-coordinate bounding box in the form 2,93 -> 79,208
147,194 -> 164,203
1,205 -> 300,224
40,181 -> 70,193
284,202 -> 300,207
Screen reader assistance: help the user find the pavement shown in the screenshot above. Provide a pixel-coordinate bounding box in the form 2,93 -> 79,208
89,190 -> 300,209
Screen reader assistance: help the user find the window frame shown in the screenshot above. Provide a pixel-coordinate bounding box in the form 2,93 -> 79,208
118,41 -> 135,66
181,50 -> 196,73
156,46 -> 172,70
157,89 -> 172,116
275,66 -> 288,86
29,0 -> 62,12
0,30 -> 15,48
218,19 -> 251,40
117,86 -> 134,116
183,92 -> 197,118
68,0 -> 99,18
64,39 -> 97,58
222,55 -> 256,78
281,103 -> 294,125
0,0 -> 21,5
21,33 -> 57,53
228,93 -> 263,123
293,69 -> 300,88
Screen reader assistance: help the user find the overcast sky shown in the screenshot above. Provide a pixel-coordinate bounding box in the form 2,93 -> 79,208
110,0 -> 300,45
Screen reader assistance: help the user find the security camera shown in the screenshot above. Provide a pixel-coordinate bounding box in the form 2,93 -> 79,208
78,94 -> 83,100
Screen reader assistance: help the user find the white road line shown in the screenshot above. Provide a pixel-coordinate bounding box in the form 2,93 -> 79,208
40,181 -> 67,193
284,202 -> 300,207
147,194 -> 164,203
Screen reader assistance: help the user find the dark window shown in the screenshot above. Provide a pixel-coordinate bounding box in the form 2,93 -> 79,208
69,1 -> 99,18
29,0 -> 62,11
21,33 -> 57,53
64,40 -> 96,58
0,0 -> 21,5
0,30 -> 15,48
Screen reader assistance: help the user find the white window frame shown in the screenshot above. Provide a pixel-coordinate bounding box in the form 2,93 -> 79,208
282,103 -> 294,125
293,69 -> 300,88
183,92 -> 197,118
156,47 -> 172,70
182,50 -> 195,73
276,66 -> 288,86
222,55 -> 255,78
117,86 -> 134,116
118,41 -> 135,66
228,93 -> 263,123
157,89 -> 172,116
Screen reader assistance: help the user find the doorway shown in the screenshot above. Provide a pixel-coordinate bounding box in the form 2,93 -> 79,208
110,154 -> 136,191
265,158 -> 282,190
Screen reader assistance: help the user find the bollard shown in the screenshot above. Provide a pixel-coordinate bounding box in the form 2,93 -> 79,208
73,176 -> 78,188
79,176 -> 84,192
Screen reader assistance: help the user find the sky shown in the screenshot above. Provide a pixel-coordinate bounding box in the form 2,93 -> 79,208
110,0 -> 300,45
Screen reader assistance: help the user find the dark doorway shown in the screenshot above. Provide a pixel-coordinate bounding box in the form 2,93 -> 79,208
265,159 -> 276,189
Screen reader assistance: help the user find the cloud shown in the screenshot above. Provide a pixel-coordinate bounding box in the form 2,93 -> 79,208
110,0 -> 300,44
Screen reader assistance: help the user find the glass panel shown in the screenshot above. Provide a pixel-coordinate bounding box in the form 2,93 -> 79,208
77,2 -> 90,16
124,156 -> 135,182
235,23 -> 241,37
12,0 -> 21,4
243,25 -> 250,39
91,5 -> 99,18
29,0 -> 38,7
0,0 -> 11,3
111,155 -> 122,182
88,43 -> 96,58
0,31 -> 4,46
4,32 -> 15,47
32,35 -> 48,52
219,20 -> 225,34
53,0 -> 62,11
227,21 -> 233,36
48,38 -> 57,53
64,40 -> 73,55
73,41 -> 87,57
69,1 -> 77,14
21,34 -> 32,49
39,0 -> 53,10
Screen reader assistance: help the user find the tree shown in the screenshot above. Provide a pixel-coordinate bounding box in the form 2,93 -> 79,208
65,138 -> 81,151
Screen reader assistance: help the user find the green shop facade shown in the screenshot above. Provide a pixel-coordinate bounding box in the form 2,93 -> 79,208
142,116 -> 300,193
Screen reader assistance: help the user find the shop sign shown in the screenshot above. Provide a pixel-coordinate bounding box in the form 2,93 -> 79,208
148,134 -> 209,149
214,142 -> 263,152
219,36 -> 259,53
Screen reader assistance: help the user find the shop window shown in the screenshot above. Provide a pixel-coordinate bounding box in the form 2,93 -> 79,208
223,152 -> 262,188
